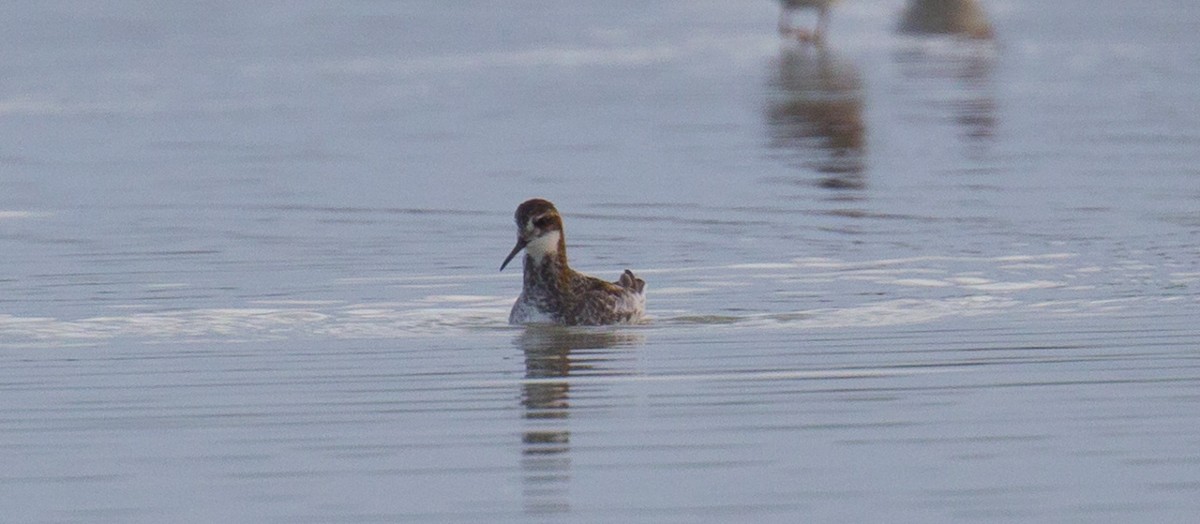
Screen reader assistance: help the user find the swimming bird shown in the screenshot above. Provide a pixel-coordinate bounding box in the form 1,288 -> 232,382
898,0 -> 993,39
500,199 -> 646,325
778,0 -> 840,43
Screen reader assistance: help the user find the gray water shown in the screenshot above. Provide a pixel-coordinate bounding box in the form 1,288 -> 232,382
2,1 -> 1199,522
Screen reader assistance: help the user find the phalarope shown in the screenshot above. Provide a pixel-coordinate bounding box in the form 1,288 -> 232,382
898,0 -> 993,39
500,199 -> 646,325
777,0 -> 840,43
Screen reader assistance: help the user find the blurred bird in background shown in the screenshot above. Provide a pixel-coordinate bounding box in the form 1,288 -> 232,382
898,0 -> 993,39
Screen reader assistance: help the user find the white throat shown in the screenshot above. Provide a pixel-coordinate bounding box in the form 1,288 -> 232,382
524,230 -> 561,263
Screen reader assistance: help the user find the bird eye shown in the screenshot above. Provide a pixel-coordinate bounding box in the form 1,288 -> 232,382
533,216 -> 553,229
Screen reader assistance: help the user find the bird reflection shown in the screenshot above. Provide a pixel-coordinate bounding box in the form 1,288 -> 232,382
893,38 -> 997,144
516,326 -> 641,515
764,44 -> 867,192
899,0 -> 994,39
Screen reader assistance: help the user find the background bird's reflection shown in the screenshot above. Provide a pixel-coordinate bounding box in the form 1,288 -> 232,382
764,45 -> 866,193
516,327 -> 642,515
893,36 -> 997,147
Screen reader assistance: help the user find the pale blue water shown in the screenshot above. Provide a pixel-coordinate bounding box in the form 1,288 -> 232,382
2,1 -> 1199,522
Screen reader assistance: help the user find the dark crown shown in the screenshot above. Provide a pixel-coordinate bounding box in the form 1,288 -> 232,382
514,198 -> 557,223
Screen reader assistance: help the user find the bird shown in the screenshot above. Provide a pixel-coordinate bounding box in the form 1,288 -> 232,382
777,0 -> 840,43
500,198 -> 646,326
898,0 -> 993,39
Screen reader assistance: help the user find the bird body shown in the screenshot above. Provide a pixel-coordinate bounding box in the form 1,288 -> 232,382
501,199 -> 645,326
780,0 -> 838,7
898,0 -> 993,39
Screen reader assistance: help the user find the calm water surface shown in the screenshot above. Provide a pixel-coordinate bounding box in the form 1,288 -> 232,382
2,1 -> 1199,522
